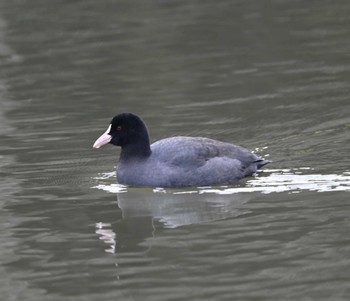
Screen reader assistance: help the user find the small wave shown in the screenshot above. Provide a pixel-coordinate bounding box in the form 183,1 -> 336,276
92,168 -> 350,195
203,170 -> 350,195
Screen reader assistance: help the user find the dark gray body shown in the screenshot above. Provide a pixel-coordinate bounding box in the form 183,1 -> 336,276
117,136 -> 269,187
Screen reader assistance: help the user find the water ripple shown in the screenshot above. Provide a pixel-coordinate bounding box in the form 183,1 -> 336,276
92,168 -> 350,195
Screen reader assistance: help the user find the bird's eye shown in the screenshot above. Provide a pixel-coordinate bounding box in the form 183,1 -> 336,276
116,126 -> 122,131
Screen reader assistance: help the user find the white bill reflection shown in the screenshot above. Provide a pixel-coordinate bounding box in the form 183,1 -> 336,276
95,222 -> 116,254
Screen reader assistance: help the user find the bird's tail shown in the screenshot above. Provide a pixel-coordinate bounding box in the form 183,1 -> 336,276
255,159 -> 271,169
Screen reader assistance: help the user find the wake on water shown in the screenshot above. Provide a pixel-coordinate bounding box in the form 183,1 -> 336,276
92,168 -> 350,195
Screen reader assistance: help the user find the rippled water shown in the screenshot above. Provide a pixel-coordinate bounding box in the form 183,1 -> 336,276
1,0 -> 350,300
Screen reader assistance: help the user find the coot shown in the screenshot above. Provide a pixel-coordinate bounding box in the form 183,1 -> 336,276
93,113 -> 270,187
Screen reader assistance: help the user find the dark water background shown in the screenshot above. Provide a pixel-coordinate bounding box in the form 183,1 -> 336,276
1,1 -> 350,300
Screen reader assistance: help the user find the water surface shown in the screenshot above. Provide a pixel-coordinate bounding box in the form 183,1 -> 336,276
1,1 -> 350,300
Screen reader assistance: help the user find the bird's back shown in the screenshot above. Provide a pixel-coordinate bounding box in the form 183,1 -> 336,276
117,136 -> 266,187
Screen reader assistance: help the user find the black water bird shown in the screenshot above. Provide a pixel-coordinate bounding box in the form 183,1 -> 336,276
93,113 -> 270,187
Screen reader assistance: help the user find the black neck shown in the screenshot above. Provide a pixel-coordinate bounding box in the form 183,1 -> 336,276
120,140 -> 151,161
